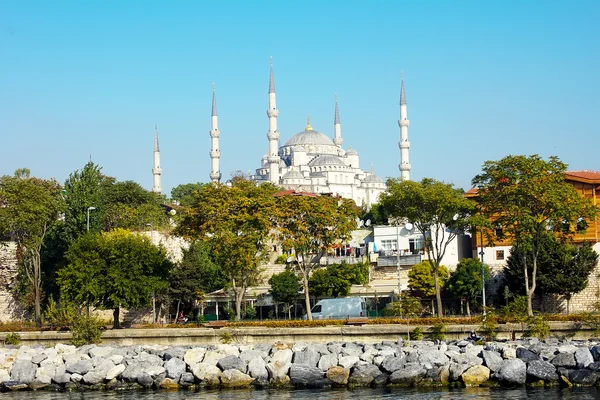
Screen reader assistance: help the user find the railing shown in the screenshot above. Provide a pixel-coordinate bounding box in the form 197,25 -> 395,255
376,254 -> 421,267
320,256 -> 365,265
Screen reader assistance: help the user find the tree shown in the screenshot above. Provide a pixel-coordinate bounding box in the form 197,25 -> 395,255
13,168 -> 30,179
274,194 -> 358,320
176,179 -> 278,320
0,175 -> 64,326
58,229 -> 171,328
268,269 -> 301,319
504,234 -> 598,314
472,155 -> 597,316
169,241 -> 226,319
379,178 -> 476,317
171,182 -> 206,207
308,262 -> 369,299
447,258 -> 490,316
408,261 -> 449,297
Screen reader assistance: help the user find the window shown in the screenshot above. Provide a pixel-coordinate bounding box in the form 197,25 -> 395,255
576,217 -> 588,233
381,239 -> 397,251
496,250 -> 505,260
408,238 -> 424,254
311,305 -> 321,313
495,223 -> 504,238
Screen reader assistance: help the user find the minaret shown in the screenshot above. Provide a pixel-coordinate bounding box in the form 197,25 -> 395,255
267,57 -> 280,185
209,83 -> 222,183
152,125 -> 162,194
333,94 -> 343,147
398,72 -> 411,181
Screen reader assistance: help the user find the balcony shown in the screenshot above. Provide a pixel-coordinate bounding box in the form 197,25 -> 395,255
376,252 -> 421,267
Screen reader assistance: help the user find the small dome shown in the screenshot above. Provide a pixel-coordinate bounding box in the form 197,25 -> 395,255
309,155 -> 347,167
282,170 -> 305,180
346,147 -> 358,156
362,174 -> 384,183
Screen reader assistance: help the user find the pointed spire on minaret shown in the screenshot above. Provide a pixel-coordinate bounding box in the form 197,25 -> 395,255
333,94 -> 343,147
210,84 -> 222,183
211,83 -> 218,117
306,114 -> 312,130
152,125 -> 162,194
400,71 -> 407,105
269,56 -> 276,94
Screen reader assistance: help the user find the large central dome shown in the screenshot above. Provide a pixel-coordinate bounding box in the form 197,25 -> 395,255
284,128 -> 335,147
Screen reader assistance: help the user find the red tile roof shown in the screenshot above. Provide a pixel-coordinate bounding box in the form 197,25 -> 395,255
566,170 -> 600,181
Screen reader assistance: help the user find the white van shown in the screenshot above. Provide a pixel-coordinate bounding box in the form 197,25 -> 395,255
305,297 -> 367,320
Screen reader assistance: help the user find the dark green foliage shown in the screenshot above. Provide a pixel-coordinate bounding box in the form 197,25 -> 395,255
525,316 -> 550,339
411,327 -> 424,340
383,295 -> 423,317
308,262 -> 369,298
499,295 -> 529,323
358,203 -> 387,225
447,258 -> 490,308
269,270 -> 301,305
429,321 -> 447,340
171,182 -> 206,207
42,295 -> 77,327
70,315 -> 104,346
274,254 -> 289,264
4,333 -> 21,346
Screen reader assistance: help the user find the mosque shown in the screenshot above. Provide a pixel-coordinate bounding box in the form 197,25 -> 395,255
152,59 -> 412,208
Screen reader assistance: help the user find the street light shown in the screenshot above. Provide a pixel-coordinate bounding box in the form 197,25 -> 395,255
479,228 -> 487,318
86,207 -> 96,232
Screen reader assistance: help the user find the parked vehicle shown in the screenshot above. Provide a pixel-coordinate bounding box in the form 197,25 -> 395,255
304,297 -> 367,320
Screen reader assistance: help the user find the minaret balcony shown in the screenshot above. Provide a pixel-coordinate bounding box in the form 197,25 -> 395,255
152,167 -> 162,174
398,119 -> 410,127
334,138 -> 343,146
267,155 -> 280,163
399,163 -> 412,171
210,129 -> 221,138
267,131 -> 280,140
210,150 -> 221,158
398,140 -> 411,149
267,109 -> 279,118
210,171 -> 222,181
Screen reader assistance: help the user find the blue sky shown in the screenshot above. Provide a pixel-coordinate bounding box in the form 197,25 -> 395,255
1,1 -> 598,195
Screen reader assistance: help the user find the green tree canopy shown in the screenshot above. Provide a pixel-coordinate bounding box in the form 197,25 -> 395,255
379,178 -> 476,317
274,194 -> 358,320
408,261 -> 449,297
58,228 -> 172,328
171,182 -> 206,207
0,175 -> 64,325
447,258 -> 490,316
472,154 -> 598,316
268,269 -> 301,319
175,179 -> 278,320
504,234 -> 598,313
308,262 -> 369,299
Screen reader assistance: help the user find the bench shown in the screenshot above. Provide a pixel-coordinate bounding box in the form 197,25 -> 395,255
206,320 -> 228,329
345,317 -> 369,326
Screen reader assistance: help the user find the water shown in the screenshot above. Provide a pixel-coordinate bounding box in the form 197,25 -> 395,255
2,388 -> 600,400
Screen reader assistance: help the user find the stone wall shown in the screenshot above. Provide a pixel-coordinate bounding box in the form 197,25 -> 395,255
0,242 -> 26,321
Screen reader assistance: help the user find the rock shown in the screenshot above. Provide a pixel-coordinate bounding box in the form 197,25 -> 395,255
179,372 -> 195,386
216,344 -> 239,356
437,363 -> 450,384
551,352 -> 576,368
247,357 -> 269,384
464,345 -> 484,357
389,363 -> 426,386
164,347 -> 187,361
31,353 -> 48,365
190,362 -> 222,386
9,360 -> 36,384
65,359 -> 93,375
557,344 -> 578,354
83,369 -> 106,385
360,347 -> 378,363
326,366 -> 349,385
502,348 -> 517,359
36,365 -> 56,382
289,364 -> 328,387
341,343 -> 363,357
461,365 -> 490,387
70,373 -> 83,382
239,349 -> 264,364
89,346 -> 114,359
527,360 -> 559,381
575,347 -> 594,369
569,369 -> 599,386
145,365 -> 166,377
159,378 -> 180,389
202,351 -> 227,366
318,353 -> 338,371
338,355 -> 359,370
590,345 -> 600,361
137,372 -> 154,388
348,363 -> 381,386
221,369 -> 254,388
587,361 -> 600,371
372,356 -> 385,367
420,350 -> 449,367
183,348 -> 206,366
293,348 -> 321,367
34,370 -> 52,385
217,355 -> 246,373
55,344 -> 77,355
106,364 -> 126,380
516,348 -> 539,362
449,362 -> 470,381
381,355 -> 406,373
137,352 -> 163,366
498,358 -> 526,385
165,357 -> 186,380
482,350 -> 503,372
109,355 -> 124,365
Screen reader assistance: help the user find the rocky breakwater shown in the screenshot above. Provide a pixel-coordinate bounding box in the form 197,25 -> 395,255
3,338 -> 600,391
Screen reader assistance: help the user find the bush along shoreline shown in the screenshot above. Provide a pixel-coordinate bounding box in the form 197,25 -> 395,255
3,338 -> 600,391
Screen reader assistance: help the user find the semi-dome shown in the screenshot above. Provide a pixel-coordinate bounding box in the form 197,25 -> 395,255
282,170 -> 305,180
309,154 -> 347,167
362,174 -> 384,183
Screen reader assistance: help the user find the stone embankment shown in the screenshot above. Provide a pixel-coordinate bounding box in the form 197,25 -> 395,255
3,338 -> 600,391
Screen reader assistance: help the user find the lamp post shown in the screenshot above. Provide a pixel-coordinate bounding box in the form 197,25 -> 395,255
479,228 -> 486,318
147,223 -> 156,323
86,207 -> 96,232
396,225 -> 402,318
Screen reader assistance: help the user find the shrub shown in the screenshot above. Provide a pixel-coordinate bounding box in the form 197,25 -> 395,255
411,327 -> 424,340
70,315 -> 105,346
479,316 -> 499,341
382,295 -> 423,317
4,332 -> 21,346
223,306 -> 236,321
525,316 -> 550,339
499,296 -> 528,323
429,321 -> 447,341
42,296 -> 77,328
274,254 -> 289,264
219,332 -> 233,344
244,306 -> 257,320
